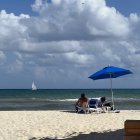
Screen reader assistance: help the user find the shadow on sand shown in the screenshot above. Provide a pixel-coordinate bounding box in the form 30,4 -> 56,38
30,129 -> 124,140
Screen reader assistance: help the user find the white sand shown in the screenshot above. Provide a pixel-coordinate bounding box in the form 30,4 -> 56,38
0,110 -> 139,140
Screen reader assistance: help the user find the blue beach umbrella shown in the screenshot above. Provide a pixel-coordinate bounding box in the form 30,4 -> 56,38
88,65 -> 132,109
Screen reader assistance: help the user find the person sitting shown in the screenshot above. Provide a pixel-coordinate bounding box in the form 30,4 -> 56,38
99,97 -> 113,111
101,97 -> 112,106
75,93 -> 88,113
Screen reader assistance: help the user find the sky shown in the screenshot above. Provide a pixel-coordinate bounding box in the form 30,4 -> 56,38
0,0 -> 140,89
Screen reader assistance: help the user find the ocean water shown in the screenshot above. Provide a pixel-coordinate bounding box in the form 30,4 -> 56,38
0,89 -> 139,110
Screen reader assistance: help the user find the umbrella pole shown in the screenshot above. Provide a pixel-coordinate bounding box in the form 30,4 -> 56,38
110,76 -> 114,110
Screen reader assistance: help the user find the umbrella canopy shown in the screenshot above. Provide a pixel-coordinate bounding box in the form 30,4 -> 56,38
89,66 -> 132,80
88,65 -> 132,109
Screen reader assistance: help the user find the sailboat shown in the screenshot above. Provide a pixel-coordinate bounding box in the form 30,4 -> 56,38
32,82 -> 37,90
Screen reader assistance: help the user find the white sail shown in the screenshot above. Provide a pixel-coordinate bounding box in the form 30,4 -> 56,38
32,82 -> 37,90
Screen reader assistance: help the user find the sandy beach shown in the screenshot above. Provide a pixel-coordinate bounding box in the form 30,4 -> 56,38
0,110 -> 139,140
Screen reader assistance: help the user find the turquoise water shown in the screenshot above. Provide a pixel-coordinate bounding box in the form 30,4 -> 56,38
0,89 -> 139,110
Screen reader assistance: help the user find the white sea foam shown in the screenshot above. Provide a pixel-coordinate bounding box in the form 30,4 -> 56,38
45,98 -> 78,102
114,98 -> 140,101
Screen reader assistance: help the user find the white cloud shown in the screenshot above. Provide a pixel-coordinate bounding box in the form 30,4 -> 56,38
0,51 -> 6,64
29,0 -> 130,42
34,66 -> 47,79
6,60 -> 23,74
0,0 -> 140,88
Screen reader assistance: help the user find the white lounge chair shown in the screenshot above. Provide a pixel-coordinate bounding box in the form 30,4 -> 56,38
88,98 -> 103,113
75,105 -> 89,114
75,99 -> 90,113
75,98 -> 102,114
75,97 -> 115,114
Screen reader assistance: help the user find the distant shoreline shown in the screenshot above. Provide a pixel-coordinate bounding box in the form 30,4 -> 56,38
0,88 -> 140,90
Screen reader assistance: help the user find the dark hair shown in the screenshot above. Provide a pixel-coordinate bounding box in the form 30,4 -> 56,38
81,93 -> 85,98
101,97 -> 106,103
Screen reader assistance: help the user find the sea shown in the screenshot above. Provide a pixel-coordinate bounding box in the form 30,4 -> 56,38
0,89 -> 139,111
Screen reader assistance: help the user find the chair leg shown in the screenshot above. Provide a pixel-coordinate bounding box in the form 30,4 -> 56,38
75,107 -> 78,113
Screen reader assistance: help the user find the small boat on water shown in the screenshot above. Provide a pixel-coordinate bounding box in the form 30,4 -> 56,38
32,82 -> 37,90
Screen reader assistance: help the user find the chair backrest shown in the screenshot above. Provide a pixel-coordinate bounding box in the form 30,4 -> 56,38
88,99 -> 98,108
